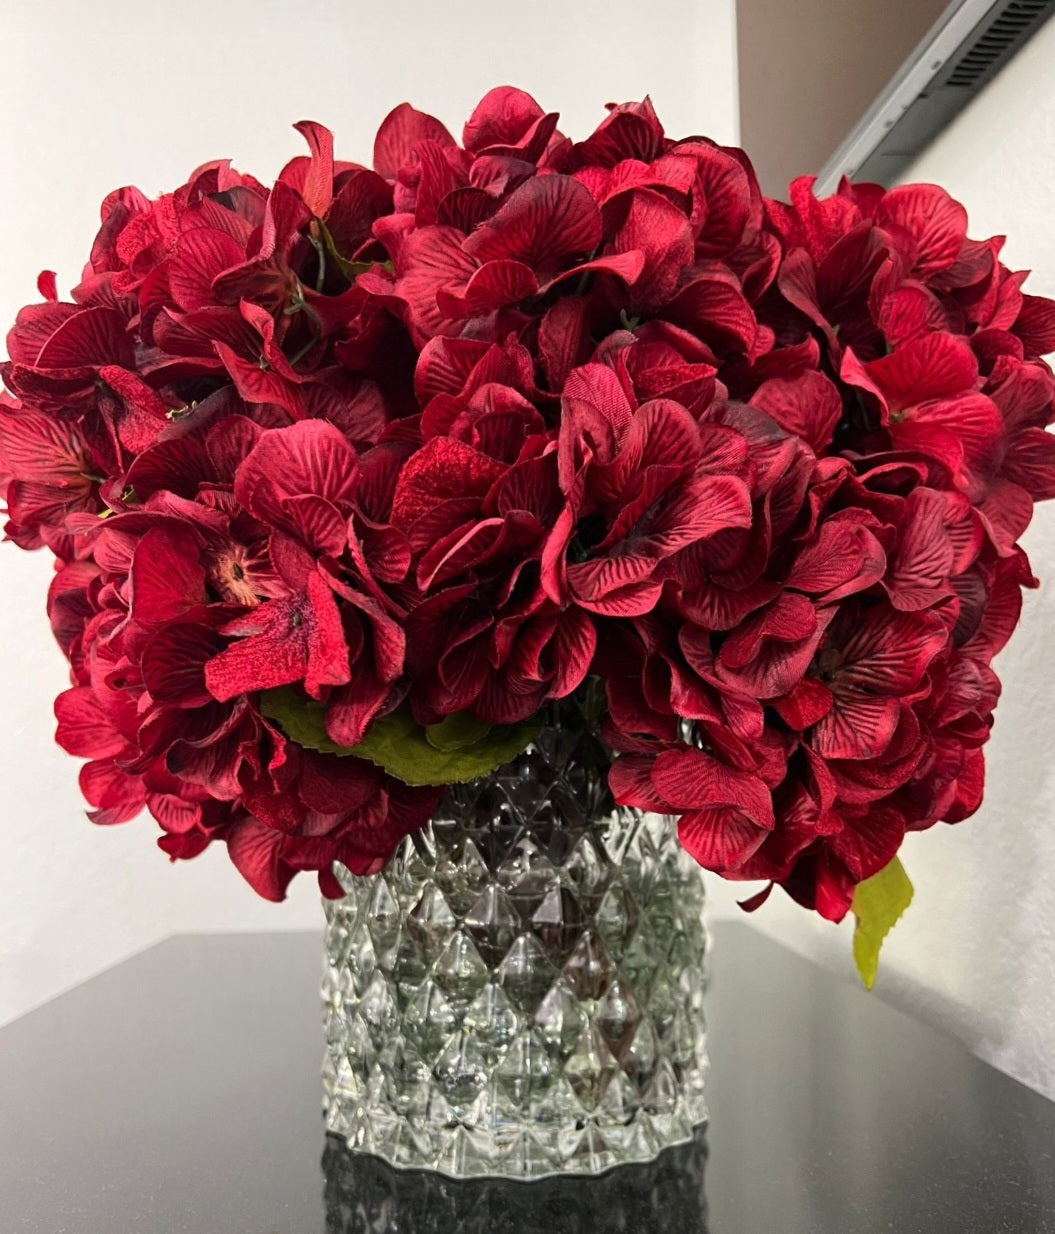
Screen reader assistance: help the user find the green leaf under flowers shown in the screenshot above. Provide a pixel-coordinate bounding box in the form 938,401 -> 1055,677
259,687 -> 542,787
425,712 -> 492,752
315,218 -> 390,283
851,856 -> 914,990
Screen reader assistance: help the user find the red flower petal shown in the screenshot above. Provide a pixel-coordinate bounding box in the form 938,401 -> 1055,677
227,818 -> 295,902
0,407 -> 92,488
35,306 -> 134,369
678,807 -> 769,872
436,258 -> 539,315
235,419 -> 359,540
571,99 -> 665,169
612,190 -> 694,306
79,759 -> 147,825
1003,427 -> 1055,500
751,371 -> 841,454
463,86 -> 547,153
206,571 -> 350,701
608,754 -> 666,809
55,688 -> 127,759
374,103 -> 456,180
168,228 -> 246,311
390,438 -> 505,530
538,297 -> 591,391
291,120 -> 335,218
875,185 -> 968,277
1013,293 -> 1055,358
838,608 -> 946,694
141,622 -> 223,708
809,693 -> 902,760
464,175 -> 602,275
866,332 -> 978,411
129,525 -> 207,626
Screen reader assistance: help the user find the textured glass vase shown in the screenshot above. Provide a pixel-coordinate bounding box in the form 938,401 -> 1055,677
320,720 -> 709,1179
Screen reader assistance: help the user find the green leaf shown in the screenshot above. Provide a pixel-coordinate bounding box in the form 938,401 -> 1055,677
851,856 -> 914,990
260,687 -> 345,754
354,710 -> 542,785
425,712 -> 492,752
315,218 -> 389,283
259,688 -> 541,787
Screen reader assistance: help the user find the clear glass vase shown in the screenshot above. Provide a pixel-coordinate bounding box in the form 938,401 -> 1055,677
321,718 -> 709,1179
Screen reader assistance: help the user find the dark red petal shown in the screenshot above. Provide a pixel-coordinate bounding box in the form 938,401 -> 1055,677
129,524 -> 206,626
678,807 -> 768,872
893,392 -> 1003,478
141,623 -> 222,707
608,755 -> 667,810
324,675 -> 390,747
436,258 -> 539,315
538,297 -> 591,391
549,607 -> 597,697
168,229 -> 246,311
55,688 -> 126,759
79,759 -> 146,824
875,185 -> 967,277
0,408 -> 90,486
390,438 -> 505,529
374,103 -> 456,180
213,342 -> 307,417
35,306 -> 133,369
667,269 -> 761,358
652,747 -> 775,829
810,693 -> 901,760
571,100 -> 665,169
37,270 -> 58,301
1003,427 -> 1055,500
415,336 -> 494,403
612,190 -> 694,306
206,573 -> 350,701
5,301 -> 80,364
292,120 -> 335,217
463,174 -> 602,273
866,332 -> 978,409
751,371 -> 841,454
394,226 -> 478,342
840,608 -> 946,693
772,676 -> 833,729
235,419 -> 359,528
227,819 -> 295,901
463,86 -> 546,152
1013,293 -> 1055,357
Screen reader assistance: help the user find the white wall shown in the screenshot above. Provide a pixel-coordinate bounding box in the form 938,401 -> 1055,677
710,16 -> 1055,1100
0,0 -> 739,1026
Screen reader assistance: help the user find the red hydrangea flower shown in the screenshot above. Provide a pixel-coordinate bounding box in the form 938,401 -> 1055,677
2,89 -> 1052,924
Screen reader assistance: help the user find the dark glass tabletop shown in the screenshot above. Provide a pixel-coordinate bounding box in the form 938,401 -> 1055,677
1,921 -> 1052,1233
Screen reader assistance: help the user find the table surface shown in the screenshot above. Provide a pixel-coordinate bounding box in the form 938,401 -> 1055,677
1,922 -> 1053,1234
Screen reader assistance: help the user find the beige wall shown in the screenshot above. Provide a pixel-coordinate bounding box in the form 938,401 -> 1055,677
737,0 -> 950,195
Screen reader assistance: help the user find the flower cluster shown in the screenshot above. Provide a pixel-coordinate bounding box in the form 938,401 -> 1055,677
2,89 -> 1054,920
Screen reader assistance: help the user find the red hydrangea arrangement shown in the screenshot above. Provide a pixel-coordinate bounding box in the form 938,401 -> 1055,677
3,89 -> 1054,949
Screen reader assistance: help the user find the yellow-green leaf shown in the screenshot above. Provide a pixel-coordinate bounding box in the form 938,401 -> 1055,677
851,856 -> 914,989
259,688 -> 541,787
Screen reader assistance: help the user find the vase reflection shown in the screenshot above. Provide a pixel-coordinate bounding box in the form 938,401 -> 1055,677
321,1126 -> 709,1233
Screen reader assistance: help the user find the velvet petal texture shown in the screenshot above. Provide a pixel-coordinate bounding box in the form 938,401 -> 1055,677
0,91 -> 1051,917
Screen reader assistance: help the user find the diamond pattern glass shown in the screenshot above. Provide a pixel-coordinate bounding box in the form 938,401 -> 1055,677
321,723 -> 709,1178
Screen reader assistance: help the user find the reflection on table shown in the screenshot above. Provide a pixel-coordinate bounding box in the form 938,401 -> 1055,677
322,1127 -> 709,1234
